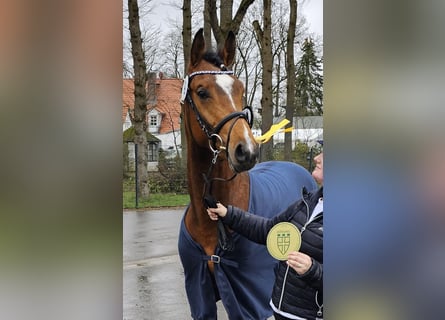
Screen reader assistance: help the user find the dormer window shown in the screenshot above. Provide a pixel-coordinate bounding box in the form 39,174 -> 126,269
147,110 -> 161,133
149,115 -> 158,127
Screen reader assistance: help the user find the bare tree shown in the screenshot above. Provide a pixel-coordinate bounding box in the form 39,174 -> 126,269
142,27 -> 163,71
203,0 -> 213,45
128,0 -> 150,199
182,0 -> 192,74
271,3 -> 289,119
235,26 -> 262,110
157,30 -> 184,78
254,0 -> 274,162
208,0 -> 256,48
284,0 -> 297,161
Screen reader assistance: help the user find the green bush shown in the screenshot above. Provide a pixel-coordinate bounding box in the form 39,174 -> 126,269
271,141 -> 321,171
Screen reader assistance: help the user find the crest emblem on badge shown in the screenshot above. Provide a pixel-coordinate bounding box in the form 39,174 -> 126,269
277,231 -> 291,254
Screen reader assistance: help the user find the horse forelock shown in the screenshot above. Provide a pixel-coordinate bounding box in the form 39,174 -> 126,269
202,51 -> 224,69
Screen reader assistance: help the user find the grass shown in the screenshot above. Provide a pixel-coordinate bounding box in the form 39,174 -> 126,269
123,191 -> 190,209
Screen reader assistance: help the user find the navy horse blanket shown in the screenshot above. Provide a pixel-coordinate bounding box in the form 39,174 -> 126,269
178,161 -> 317,320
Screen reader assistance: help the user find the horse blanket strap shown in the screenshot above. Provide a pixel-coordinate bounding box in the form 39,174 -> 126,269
178,161 -> 317,320
202,254 -> 239,268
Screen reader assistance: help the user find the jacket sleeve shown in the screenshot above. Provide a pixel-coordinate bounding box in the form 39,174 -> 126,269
299,258 -> 323,290
221,201 -> 301,245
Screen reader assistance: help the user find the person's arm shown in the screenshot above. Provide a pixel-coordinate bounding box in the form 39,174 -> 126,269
207,201 -> 301,245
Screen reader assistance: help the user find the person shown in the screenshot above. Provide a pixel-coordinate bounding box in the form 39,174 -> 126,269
207,149 -> 324,320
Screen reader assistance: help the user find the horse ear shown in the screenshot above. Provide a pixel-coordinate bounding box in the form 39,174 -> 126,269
190,28 -> 206,67
220,31 -> 236,67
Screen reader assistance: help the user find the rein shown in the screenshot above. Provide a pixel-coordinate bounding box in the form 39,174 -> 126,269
181,67 -> 254,252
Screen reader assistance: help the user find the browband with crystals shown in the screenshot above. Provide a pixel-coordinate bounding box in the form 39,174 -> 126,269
188,70 -> 234,78
180,70 -> 235,104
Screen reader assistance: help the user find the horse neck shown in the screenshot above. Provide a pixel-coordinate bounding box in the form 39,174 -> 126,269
186,142 -> 250,227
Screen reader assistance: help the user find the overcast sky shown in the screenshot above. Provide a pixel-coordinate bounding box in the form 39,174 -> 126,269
147,0 -> 323,37
302,0 -> 323,36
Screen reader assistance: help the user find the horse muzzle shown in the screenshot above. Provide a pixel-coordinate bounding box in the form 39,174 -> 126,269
230,141 -> 259,173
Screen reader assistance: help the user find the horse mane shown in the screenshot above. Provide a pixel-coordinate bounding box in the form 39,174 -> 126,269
202,50 -> 224,69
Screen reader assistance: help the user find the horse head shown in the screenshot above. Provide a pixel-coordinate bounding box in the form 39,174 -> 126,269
182,28 -> 259,173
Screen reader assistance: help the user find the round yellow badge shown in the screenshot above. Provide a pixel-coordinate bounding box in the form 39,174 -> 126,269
266,222 -> 301,260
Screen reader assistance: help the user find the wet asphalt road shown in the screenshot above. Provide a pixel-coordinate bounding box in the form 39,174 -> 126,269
123,208 -> 230,320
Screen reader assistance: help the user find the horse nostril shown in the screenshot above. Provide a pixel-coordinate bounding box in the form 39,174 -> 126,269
235,143 -> 259,167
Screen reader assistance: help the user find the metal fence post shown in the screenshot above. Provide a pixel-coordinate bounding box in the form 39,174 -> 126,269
135,143 -> 138,208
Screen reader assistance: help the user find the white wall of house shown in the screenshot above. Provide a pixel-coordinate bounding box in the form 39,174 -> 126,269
275,128 -> 323,145
156,131 -> 182,157
123,113 -> 132,131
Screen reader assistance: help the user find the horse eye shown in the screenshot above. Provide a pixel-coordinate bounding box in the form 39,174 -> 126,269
196,88 -> 210,100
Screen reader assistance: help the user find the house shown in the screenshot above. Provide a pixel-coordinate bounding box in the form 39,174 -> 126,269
123,72 -> 183,170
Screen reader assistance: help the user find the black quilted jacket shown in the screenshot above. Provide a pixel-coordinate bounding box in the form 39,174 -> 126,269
222,187 -> 323,319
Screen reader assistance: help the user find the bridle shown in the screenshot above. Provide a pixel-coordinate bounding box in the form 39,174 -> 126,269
180,66 -> 254,251
180,68 -> 253,164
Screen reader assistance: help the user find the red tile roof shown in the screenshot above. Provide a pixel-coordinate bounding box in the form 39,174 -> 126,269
122,76 -> 182,134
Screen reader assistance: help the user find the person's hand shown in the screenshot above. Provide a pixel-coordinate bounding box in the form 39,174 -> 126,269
207,203 -> 228,220
287,251 -> 312,275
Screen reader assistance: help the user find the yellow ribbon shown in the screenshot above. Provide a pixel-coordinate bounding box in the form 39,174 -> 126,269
255,119 -> 293,144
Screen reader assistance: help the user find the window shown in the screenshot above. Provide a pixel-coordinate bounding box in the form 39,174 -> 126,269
149,115 -> 157,126
148,143 -> 159,162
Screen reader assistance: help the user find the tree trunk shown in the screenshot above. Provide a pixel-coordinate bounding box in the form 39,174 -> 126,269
203,0 -> 213,46
209,0 -> 256,48
284,0 -> 297,161
220,0 -> 234,40
182,0 -> 192,74
181,0 -> 192,168
254,0 -> 273,162
128,0 -> 149,199
275,56 -> 281,118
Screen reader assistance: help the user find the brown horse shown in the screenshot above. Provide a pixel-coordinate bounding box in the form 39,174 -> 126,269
182,28 -> 257,269
178,28 -> 317,319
